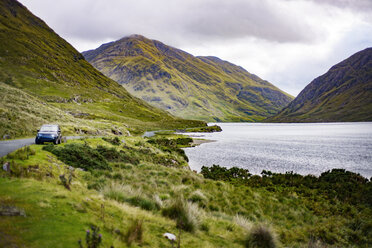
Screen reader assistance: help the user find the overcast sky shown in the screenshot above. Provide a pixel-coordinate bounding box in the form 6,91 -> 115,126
19,0 -> 372,96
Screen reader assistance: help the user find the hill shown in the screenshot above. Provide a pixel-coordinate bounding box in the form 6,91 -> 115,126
268,48 -> 372,122
83,35 -> 293,122
0,0 -> 204,139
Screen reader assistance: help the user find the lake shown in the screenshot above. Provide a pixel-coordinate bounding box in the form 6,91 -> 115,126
183,122 -> 372,178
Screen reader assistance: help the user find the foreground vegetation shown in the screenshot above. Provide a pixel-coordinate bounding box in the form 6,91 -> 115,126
1,135 -> 371,247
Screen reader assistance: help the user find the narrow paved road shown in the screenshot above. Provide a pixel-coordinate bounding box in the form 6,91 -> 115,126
0,136 -> 83,158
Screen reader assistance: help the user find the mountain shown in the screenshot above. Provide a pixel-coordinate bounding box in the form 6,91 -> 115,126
0,0 -> 204,138
268,48 -> 372,122
83,35 -> 293,122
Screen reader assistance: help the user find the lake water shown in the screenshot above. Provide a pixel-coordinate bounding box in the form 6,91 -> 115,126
183,123 -> 372,178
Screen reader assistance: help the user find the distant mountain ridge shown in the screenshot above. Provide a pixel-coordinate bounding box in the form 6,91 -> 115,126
268,48 -> 372,122
83,35 -> 293,122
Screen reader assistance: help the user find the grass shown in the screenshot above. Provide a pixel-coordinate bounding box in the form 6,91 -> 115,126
0,136 -> 371,247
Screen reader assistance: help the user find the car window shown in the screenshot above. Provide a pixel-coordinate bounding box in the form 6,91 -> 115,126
40,126 -> 58,132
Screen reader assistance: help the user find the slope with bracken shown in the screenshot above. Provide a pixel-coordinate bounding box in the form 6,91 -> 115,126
83,35 -> 293,122
0,0 -> 204,139
268,48 -> 372,122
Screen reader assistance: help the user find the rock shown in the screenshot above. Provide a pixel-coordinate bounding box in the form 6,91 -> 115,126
2,162 -> 10,172
111,129 -> 122,135
0,206 -> 26,217
163,232 -> 176,241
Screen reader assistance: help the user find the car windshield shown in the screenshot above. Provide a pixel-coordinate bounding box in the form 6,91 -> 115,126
39,126 -> 58,132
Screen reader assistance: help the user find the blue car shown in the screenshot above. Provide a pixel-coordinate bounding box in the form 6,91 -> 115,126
35,124 -> 62,145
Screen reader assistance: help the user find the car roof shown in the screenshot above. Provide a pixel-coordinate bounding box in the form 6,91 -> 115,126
41,124 -> 59,127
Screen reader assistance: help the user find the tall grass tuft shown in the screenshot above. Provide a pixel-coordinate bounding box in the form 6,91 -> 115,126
234,214 -> 252,230
100,182 -> 160,211
245,224 -> 277,248
188,189 -> 207,206
162,197 -> 202,232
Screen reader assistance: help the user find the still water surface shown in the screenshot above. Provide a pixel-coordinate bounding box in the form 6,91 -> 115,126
184,123 -> 372,178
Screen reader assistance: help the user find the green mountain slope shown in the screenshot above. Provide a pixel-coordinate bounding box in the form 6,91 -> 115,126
268,48 -> 372,122
83,35 -> 293,122
0,0 -> 204,139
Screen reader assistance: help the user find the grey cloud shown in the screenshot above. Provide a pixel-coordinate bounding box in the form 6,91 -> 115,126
20,0 -> 315,47
303,0 -> 372,11
184,0 -> 312,43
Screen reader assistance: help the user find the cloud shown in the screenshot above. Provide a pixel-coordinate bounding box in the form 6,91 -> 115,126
305,0 -> 372,11
21,0 -> 315,47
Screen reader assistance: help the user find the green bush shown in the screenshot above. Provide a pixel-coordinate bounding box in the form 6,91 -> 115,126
96,146 -> 140,165
201,165 -> 251,181
185,125 -> 222,133
43,144 -> 111,171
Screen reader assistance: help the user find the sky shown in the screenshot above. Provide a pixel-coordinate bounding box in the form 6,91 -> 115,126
19,0 -> 372,96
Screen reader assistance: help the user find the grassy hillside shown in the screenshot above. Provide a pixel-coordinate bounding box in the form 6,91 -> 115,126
0,136 -> 371,247
268,48 -> 372,122
83,35 -> 293,122
0,0 -> 204,139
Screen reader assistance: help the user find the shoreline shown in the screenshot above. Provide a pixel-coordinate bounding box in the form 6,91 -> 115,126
190,138 -> 216,146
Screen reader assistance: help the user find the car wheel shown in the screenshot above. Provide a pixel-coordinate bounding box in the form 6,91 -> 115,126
35,138 -> 39,144
53,139 -> 58,145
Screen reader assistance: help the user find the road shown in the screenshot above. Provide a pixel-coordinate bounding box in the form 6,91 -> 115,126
0,136 -> 83,158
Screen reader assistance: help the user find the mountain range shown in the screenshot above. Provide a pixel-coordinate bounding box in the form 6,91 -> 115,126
83,35 -> 293,122
0,0 -> 203,138
268,48 -> 372,122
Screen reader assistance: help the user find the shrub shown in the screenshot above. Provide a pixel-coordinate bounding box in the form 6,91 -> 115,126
245,224 -> 277,248
176,137 -> 193,146
162,197 -> 201,232
201,165 -> 251,181
95,145 -> 122,162
125,219 -> 143,245
185,125 -> 222,133
43,144 -> 111,171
